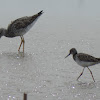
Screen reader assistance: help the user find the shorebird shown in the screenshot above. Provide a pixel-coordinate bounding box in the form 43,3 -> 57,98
65,48 -> 100,82
0,10 -> 43,53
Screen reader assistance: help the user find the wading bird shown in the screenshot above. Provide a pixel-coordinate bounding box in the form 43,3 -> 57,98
65,48 -> 100,82
0,10 -> 43,53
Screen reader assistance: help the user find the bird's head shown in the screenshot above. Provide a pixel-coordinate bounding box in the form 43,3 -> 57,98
65,48 -> 77,58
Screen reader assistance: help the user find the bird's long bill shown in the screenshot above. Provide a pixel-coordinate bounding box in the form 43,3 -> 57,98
65,53 -> 70,58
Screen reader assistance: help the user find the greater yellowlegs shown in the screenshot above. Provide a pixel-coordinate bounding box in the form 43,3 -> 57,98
65,48 -> 100,82
0,10 -> 43,52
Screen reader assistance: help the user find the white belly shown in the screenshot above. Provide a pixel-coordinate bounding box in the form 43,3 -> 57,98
75,56 -> 97,67
76,60 -> 96,67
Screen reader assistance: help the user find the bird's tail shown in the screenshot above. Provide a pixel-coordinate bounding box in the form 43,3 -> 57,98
37,10 -> 43,16
33,10 -> 43,18
31,10 -> 43,20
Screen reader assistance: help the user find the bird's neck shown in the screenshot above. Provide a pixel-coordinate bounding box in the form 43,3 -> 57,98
2,28 -> 12,37
3,29 -> 7,36
0,28 -> 7,38
73,53 -> 77,61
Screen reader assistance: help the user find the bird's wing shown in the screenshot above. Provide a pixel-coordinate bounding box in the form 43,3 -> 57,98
7,10 -> 43,32
8,16 -> 34,31
77,53 -> 99,62
8,17 -> 33,32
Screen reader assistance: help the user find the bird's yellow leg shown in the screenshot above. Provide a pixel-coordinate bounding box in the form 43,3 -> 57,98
18,36 -> 23,52
22,37 -> 25,53
77,68 -> 85,81
87,67 -> 95,82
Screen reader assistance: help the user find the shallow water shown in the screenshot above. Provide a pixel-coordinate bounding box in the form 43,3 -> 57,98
0,0 -> 100,100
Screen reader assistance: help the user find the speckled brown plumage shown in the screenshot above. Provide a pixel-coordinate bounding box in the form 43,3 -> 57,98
76,53 -> 100,62
6,10 -> 43,37
0,10 -> 43,52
